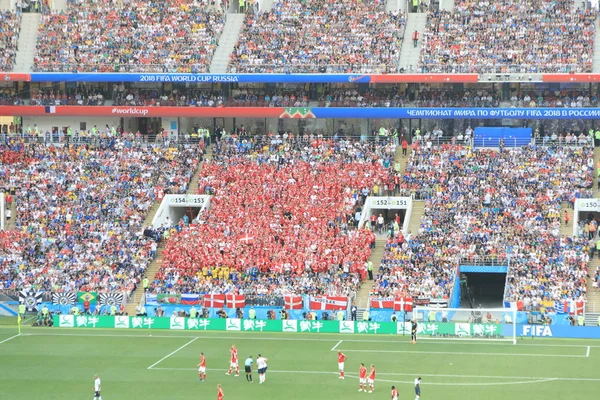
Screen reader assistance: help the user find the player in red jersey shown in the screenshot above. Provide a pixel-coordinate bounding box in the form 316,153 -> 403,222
391,385 -> 399,400
358,363 -> 367,392
217,384 -> 224,400
368,364 -> 376,393
337,351 -> 347,379
197,352 -> 207,381
226,345 -> 239,376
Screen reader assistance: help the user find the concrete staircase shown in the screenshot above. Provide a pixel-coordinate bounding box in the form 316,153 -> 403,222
13,13 -> 40,73
0,0 -> 12,11
573,0 -> 587,10
407,201 -> 425,235
440,0 -> 456,11
386,0 -> 407,12
593,27 -> 600,72
4,198 -> 16,230
124,147 -> 212,315
586,258 -> 600,317
594,148 -> 600,197
209,13 -> 245,73
398,12 -> 427,72
261,0 -> 274,10
53,0 -> 68,11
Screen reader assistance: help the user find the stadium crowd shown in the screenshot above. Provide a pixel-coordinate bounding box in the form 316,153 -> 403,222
372,144 -> 592,310
420,0 -> 597,73
228,0 -> 406,73
0,139 -> 202,293
153,136 -> 397,297
510,90 -> 599,108
0,11 -> 21,71
34,0 -> 225,72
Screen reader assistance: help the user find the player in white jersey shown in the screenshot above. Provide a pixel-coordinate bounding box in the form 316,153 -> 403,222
256,354 -> 268,384
93,375 -> 102,400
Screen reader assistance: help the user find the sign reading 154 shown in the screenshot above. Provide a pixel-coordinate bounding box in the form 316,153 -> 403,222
170,197 -> 205,204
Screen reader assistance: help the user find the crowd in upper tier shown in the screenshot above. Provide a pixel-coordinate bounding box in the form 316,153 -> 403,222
153,135 -> 396,297
1,0 -> 598,73
373,144 -> 592,310
0,11 -> 21,71
228,0 -> 406,73
33,0 -> 225,72
0,139 -> 202,293
420,0 -> 597,73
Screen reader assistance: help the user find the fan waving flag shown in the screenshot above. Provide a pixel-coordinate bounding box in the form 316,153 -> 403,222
181,294 -> 199,305
309,296 -> 348,310
203,294 -> 225,308
226,294 -> 245,308
52,292 -> 76,305
238,233 -> 254,245
284,295 -> 303,309
370,297 -> 394,309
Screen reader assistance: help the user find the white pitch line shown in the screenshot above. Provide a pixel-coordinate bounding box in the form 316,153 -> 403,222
331,340 -> 343,351
147,337 -> 199,370
586,346 -> 591,357
0,333 -> 21,345
338,349 -> 586,358
21,332 -> 600,349
149,368 -> 600,384
343,373 -> 558,387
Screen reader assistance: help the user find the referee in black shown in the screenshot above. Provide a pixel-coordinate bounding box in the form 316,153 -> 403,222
244,356 -> 253,383
410,320 -> 418,344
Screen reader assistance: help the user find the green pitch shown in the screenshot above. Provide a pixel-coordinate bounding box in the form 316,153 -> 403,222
0,325 -> 599,400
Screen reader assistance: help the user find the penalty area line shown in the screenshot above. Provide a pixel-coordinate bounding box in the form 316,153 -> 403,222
586,346 -> 591,357
331,340 -> 343,351
147,337 -> 199,370
337,349 -> 586,358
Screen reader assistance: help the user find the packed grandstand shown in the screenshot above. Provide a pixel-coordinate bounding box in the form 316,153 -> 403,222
1,0 -> 599,327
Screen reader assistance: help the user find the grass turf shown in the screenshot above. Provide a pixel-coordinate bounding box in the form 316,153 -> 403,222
0,325 -> 599,400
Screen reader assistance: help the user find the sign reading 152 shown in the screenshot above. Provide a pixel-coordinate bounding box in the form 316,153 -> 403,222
371,198 -> 408,207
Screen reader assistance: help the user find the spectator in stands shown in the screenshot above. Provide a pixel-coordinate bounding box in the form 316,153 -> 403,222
373,143 -> 592,311
420,0 -> 597,73
34,1 -> 225,72
0,138 -> 202,294
0,12 -> 21,71
228,0 -> 406,73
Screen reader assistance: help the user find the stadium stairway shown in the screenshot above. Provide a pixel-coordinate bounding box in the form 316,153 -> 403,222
124,146 -> 213,316
386,0 -> 407,12
573,0 -> 587,10
594,147 -> 600,197
586,258 -> 600,317
407,200 -> 424,235
53,0 -> 68,11
4,198 -> 17,231
398,12 -> 427,72
594,30 -> 600,72
14,13 -> 40,73
261,0 -> 275,10
209,13 -> 246,73
0,0 -> 11,10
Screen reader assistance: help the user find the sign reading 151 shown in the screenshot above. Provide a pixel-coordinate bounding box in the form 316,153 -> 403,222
371,198 -> 408,207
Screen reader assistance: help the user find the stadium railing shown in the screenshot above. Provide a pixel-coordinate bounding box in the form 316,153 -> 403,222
419,63 -> 591,74
32,64 -> 213,73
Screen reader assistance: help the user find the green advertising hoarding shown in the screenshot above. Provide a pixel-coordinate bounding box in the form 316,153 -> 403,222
53,316 -> 502,337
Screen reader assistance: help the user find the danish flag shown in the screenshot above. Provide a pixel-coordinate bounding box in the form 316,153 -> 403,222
284,295 -> 303,309
238,233 -> 254,244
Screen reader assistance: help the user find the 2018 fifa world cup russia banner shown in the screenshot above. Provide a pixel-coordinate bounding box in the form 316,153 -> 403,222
53,315 -> 505,337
